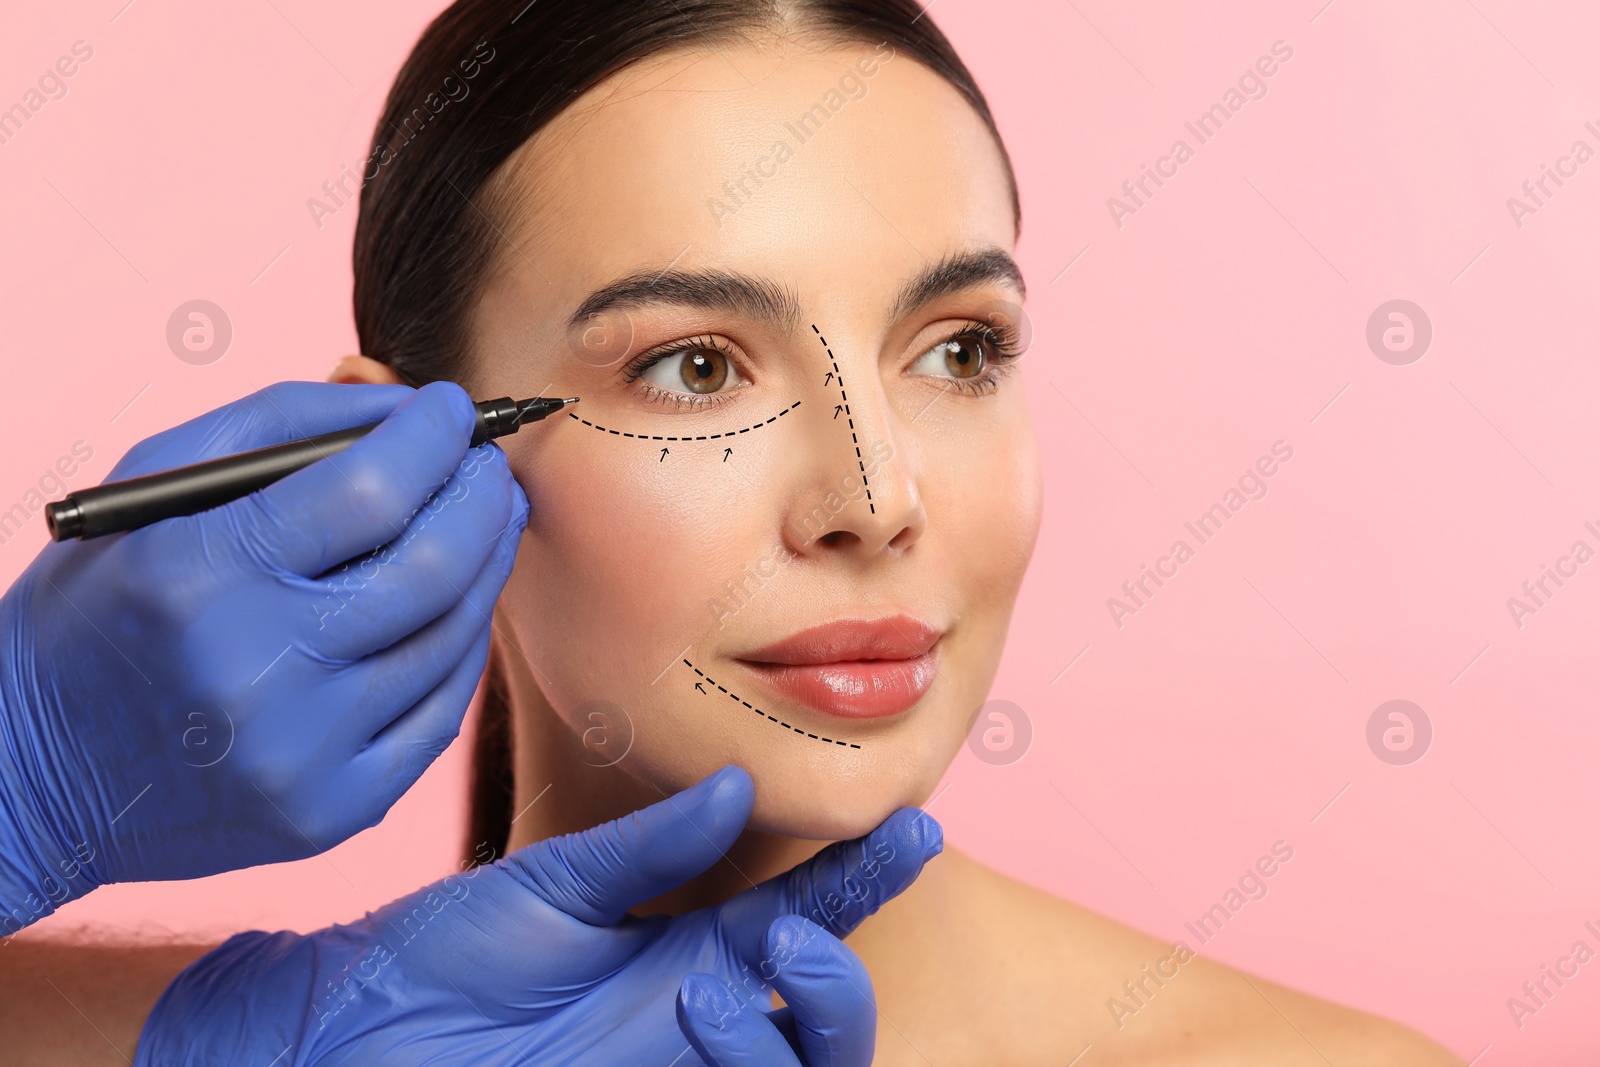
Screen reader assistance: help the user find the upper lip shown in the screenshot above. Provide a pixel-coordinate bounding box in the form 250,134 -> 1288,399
736,615 -> 942,666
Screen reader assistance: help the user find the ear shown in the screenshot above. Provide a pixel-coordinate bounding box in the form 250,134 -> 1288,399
328,354 -> 405,386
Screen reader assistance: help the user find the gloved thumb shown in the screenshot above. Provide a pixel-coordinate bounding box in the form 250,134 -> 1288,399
499,765 -> 754,925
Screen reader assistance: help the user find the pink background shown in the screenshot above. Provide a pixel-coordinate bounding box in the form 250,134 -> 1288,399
4,0 -> 1597,1060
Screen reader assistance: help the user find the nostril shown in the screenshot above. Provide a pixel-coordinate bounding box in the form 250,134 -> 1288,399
818,530 -> 853,548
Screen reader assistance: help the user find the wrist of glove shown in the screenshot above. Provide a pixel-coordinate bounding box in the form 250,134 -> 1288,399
136,928 -> 366,1063
0,684 -> 105,927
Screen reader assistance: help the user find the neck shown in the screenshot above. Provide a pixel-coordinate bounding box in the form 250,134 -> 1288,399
494,624 -> 828,917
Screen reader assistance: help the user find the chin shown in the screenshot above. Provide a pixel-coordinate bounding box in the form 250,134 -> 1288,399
622,718 -> 955,843
744,792 -> 907,842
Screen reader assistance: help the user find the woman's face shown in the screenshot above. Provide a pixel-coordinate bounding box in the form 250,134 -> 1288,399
471,37 -> 1041,840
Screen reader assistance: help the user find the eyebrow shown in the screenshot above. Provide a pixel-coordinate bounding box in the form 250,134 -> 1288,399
567,269 -> 805,334
890,247 -> 1026,322
565,245 -> 1026,335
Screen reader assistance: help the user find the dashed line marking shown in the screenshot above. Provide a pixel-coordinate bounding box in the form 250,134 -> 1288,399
568,401 -> 801,440
811,325 -> 874,513
683,658 -> 862,749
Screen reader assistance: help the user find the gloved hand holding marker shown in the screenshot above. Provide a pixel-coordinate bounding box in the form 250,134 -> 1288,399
0,381 -> 559,931
45,390 -> 576,540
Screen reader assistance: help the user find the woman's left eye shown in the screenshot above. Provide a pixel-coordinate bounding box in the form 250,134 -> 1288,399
637,344 -> 744,395
907,326 -> 1016,382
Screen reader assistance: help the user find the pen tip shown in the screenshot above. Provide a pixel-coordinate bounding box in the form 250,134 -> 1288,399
563,397 -> 580,404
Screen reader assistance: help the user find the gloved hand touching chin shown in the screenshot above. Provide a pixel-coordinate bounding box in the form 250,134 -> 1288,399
134,766 -> 942,1067
0,381 -> 528,930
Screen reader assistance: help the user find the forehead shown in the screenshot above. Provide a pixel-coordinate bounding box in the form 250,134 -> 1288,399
493,39 -> 1017,316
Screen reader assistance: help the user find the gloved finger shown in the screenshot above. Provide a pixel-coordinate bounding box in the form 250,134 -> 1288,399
676,972 -> 801,1067
761,917 -> 876,1067
326,511 -> 520,749
226,379 -> 479,578
306,443 -> 526,662
338,617 -> 495,836
717,807 -> 941,973
499,765 -> 755,925
107,382 -> 415,482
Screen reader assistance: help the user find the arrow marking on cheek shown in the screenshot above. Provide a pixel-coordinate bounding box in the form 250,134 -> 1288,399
811,325 -> 875,514
683,658 -> 863,749
567,401 -> 801,441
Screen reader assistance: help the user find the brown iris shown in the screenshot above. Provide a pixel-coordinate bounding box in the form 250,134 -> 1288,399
678,348 -> 730,393
938,335 -> 985,378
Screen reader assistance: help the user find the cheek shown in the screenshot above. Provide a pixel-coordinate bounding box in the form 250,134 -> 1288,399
503,435 -> 776,696
922,410 -> 1042,601
915,413 -> 1040,756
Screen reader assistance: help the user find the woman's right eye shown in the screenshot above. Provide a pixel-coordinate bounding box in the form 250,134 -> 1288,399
637,343 -> 744,396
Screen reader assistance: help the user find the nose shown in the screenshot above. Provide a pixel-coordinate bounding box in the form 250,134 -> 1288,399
780,337 -> 925,561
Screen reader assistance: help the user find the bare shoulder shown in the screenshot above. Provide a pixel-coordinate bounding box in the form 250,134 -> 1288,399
855,849 -> 1462,1067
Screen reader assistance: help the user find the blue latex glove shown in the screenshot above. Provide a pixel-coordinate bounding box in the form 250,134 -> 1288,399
133,766 -> 941,1066
676,915 -> 884,1067
0,381 -> 529,931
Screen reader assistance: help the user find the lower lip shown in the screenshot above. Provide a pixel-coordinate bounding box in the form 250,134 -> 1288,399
735,646 -> 940,719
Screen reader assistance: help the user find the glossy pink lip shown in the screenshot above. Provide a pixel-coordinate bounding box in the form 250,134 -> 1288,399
734,616 -> 942,719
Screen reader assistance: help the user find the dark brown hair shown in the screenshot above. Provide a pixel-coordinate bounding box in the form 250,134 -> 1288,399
351,0 -> 1018,863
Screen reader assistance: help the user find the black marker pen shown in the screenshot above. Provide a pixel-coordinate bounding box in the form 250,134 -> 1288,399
45,396 -> 577,542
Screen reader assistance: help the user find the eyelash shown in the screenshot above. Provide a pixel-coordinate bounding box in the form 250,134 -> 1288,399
935,320 -> 1023,398
621,334 -> 744,412
620,320 -> 1023,411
